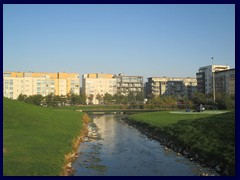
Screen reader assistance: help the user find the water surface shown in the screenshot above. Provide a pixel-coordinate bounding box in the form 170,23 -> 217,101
73,114 -> 218,176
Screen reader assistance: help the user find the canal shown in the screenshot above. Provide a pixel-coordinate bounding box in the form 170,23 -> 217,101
72,114 -> 218,176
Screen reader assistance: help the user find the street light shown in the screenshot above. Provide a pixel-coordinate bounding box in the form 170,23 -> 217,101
212,57 -> 215,103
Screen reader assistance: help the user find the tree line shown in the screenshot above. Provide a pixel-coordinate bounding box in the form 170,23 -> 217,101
17,91 -> 234,110
17,92 -> 86,107
146,92 -> 235,110
92,91 -> 144,105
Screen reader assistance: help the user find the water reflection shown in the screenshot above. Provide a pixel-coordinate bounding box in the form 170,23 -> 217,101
72,114 -> 218,176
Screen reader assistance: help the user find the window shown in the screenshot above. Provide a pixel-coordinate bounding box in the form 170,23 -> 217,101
3,73 -> 11,77
9,80 -> 13,86
9,92 -> 13,99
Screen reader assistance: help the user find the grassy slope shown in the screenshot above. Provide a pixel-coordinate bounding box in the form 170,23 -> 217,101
3,98 -> 83,176
128,111 -> 235,175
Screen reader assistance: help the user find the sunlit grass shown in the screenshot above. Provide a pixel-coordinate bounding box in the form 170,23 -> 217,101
3,97 -> 84,176
128,111 -> 235,175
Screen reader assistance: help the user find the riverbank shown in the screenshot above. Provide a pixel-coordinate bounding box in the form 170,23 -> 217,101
123,111 -> 235,176
73,114 -> 215,176
61,113 -> 90,175
3,98 -> 86,176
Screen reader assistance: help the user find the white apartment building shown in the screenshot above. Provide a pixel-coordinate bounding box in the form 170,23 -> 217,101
113,74 -> 143,96
82,73 -> 117,104
3,72 -> 80,99
196,65 -> 230,94
146,77 -> 197,98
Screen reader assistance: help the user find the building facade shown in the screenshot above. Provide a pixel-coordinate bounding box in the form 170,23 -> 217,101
214,68 -> 235,95
196,65 -> 230,94
82,73 -> 144,104
3,72 -> 80,99
146,77 -> 197,98
82,73 -> 117,104
146,77 -> 168,97
113,74 -> 144,96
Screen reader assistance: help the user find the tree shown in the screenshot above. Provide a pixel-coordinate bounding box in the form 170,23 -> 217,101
70,93 -> 78,105
127,91 -> 136,104
66,91 -> 82,105
33,95 -> 44,106
17,94 -> 28,102
103,93 -> 113,104
79,94 -> 87,105
146,95 -> 163,108
25,95 -> 43,106
191,93 -> 211,105
215,92 -> 235,110
44,93 -> 58,107
135,91 -> 144,103
96,94 -> 103,104
162,95 -> 176,107
87,94 -> 94,105
25,95 -> 34,104
183,98 -> 194,109
67,92 -> 87,105
54,95 -> 62,106
113,93 -> 127,104
146,93 -> 155,100
155,96 -> 164,106
59,95 -> 67,106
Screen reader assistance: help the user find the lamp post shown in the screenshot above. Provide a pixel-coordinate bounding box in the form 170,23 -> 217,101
212,57 -> 215,103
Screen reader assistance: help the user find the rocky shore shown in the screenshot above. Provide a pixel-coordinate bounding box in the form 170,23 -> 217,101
122,116 -> 229,176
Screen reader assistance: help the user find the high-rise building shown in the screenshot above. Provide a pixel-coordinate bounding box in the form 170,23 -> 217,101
215,68 -> 235,95
3,72 -> 80,99
196,65 -> 230,94
113,74 -> 144,96
146,77 -> 197,98
82,73 -> 117,104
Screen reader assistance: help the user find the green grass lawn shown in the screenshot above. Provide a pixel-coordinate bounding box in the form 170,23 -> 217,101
129,111 -> 217,127
3,98 -> 84,176
128,111 -> 235,175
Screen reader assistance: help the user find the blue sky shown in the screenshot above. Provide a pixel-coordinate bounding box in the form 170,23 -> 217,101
3,4 -> 235,81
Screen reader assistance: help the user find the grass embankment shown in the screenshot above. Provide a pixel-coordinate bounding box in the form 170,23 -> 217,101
3,97 -> 86,176
127,111 -> 235,176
